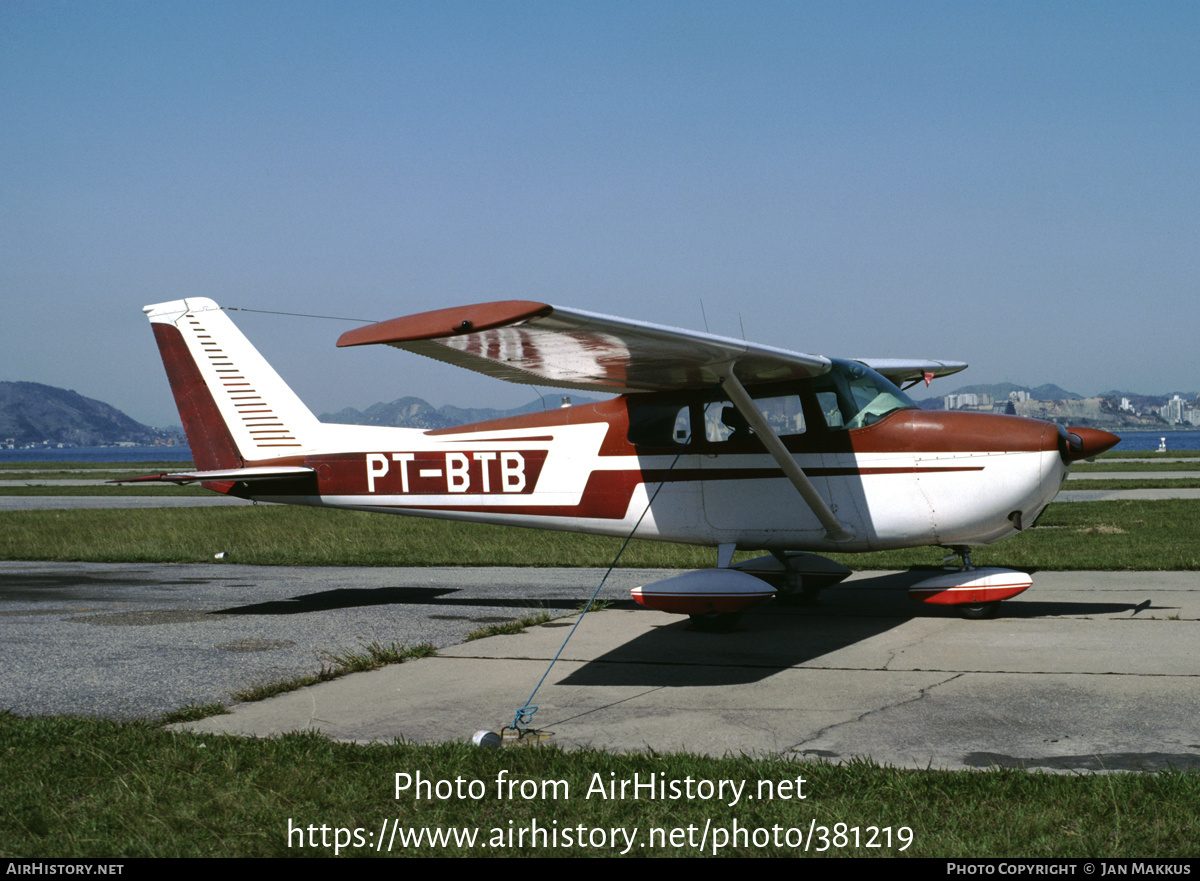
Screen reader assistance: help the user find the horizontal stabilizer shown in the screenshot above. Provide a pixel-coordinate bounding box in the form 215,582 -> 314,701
109,466 -> 315,485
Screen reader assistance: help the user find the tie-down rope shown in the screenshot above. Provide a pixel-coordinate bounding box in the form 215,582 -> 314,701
509,437 -> 691,734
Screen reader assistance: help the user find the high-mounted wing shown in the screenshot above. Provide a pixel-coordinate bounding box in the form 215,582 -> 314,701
337,301 -> 832,393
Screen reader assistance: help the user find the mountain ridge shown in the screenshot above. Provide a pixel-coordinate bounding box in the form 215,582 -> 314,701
0,381 -> 176,447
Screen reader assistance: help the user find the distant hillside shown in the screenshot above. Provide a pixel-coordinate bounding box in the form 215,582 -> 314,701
1096,390 -> 1200,408
913,381 -> 1198,429
917,382 -> 1083,408
918,382 -> 1198,410
0,381 -> 589,447
319,394 -> 598,430
0,382 -> 175,447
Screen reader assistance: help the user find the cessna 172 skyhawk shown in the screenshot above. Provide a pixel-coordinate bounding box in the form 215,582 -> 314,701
125,297 -> 1118,627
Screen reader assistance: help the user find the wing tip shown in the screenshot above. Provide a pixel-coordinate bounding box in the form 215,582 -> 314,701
337,301 -> 554,348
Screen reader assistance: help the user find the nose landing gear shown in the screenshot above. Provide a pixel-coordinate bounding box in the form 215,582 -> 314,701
908,547 -> 1031,619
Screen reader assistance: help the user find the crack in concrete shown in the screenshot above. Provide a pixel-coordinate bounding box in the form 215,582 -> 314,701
880,621 -> 954,671
786,672 -> 965,755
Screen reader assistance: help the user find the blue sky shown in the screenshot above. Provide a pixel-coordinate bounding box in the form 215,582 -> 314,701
2,1 -> 1197,426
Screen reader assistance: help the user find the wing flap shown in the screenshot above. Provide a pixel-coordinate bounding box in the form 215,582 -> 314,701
338,302 -> 831,392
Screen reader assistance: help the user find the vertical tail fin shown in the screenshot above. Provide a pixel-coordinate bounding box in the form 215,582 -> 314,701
145,298 -> 322,468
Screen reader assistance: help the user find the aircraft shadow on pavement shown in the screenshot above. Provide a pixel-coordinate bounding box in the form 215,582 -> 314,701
203,569 -> 1153,620
557,572 -> 1162,688
558,605 -> 900,688
210,586 -> 641,616
5,566 -> 1163,630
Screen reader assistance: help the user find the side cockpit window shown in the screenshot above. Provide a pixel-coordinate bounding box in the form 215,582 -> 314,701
629,385 -> 816,448
703,393 -> 805,443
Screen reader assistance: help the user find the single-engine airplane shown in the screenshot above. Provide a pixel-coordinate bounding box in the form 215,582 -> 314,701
123,297 -> 1118,628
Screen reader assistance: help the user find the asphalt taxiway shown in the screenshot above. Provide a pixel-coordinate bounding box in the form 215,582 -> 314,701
3,561 -> 1197,771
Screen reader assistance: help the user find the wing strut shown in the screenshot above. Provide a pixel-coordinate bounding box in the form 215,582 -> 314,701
719,368 -> 855,543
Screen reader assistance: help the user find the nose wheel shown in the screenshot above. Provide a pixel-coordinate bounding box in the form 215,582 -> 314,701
956,601 -> 1001,620
945,548 -> 999,619
688,611 -> 744,632
908,547 -> 1032,619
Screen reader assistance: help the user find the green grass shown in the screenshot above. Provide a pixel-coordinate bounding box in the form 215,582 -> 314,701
158,703 -> 232,725
0,469 -> 191,481
2,713 -> 1197,857
0,505 -> 726,567
0,483 -> 211,495
463,611 -> 557,641
1073,461 -> 1200,472
1064,479 -> 1200,490
0,460 -> 194,471
2,499 -> 1198,570
822,500 -> 1200,571
233,641 -> 437,703
1099,449 -> 1200,459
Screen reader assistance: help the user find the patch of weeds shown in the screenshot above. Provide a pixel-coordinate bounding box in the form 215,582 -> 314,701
231,641 -> 436,704
464,611 -> 556,642
322,640 -> 436,672
158,703 -> 230,724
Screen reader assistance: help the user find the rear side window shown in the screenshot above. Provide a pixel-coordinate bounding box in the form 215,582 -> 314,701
627,401 -> 691,446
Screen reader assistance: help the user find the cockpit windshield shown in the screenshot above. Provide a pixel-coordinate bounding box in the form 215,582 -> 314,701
813,360 -> 916,430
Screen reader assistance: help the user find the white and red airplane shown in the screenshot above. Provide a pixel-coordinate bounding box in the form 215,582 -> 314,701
124,297 -> 1118,628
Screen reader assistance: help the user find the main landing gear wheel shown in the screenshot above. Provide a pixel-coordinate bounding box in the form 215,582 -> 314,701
743,552 -> 852,607
956,601 -> 1000,620
773,582 -> 824,606
799,583 -> 824,605
688,611 -> 743,633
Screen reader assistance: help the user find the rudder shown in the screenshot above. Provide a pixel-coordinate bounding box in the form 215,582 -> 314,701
145,298 -> 322,469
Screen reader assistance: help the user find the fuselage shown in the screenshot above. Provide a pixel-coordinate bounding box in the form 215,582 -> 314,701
144,296 -> 1117,558
231,392 -> 1076,554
